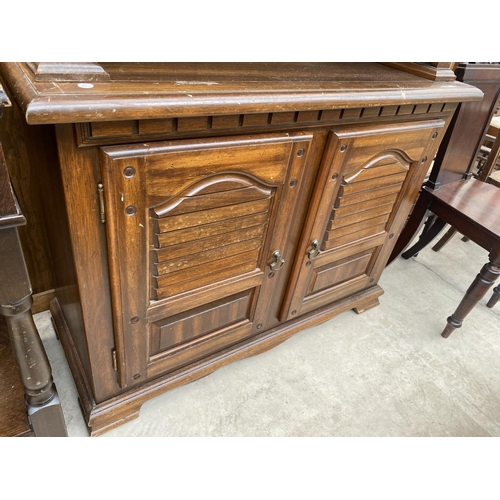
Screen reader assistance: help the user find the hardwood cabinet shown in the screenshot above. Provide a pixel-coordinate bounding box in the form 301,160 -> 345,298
0,63 -> 483,435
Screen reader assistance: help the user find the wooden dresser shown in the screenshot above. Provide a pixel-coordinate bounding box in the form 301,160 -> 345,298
0,63 -> 482,435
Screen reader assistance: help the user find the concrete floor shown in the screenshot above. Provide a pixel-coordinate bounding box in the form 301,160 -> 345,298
35,231 -> 500,437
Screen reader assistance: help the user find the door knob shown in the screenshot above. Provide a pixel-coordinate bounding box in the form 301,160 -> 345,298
307,240 -> 321,260
270,250 -> 285,272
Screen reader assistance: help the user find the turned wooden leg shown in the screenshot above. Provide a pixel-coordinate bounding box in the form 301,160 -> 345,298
487,286 -> 500,308
0,296 -> 54,407
0,144 -> 67,436
0,296 -> 68,436
0,225 -> 67,436
441,260 -> 500,338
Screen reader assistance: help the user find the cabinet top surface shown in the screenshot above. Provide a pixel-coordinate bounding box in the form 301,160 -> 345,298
0,62 -> 483,125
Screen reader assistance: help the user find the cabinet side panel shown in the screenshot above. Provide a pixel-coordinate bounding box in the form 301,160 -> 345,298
54,124 -> 121,403
41,151 -> 94,398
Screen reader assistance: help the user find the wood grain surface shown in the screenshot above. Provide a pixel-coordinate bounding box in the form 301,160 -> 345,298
0,316 -> 31,437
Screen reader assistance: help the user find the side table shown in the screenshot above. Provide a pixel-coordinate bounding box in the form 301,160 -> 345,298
0,84 -> 67,436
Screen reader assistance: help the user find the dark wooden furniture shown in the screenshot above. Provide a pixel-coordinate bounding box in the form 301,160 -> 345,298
0,91 -> 67,436
0,82 -> 57,314
390,63 -> 500,338
477,119 -> 500,186
0,63 -> 482,435
391,63 -> 500,258
404,180 -> 500,337
0,84 -> 31,437
431,101 -> 500,253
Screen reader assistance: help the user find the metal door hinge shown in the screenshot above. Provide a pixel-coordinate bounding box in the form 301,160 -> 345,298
97,183 -> 106,223
111,348 -> 118,372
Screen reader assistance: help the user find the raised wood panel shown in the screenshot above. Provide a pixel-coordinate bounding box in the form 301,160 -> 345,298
146,321 -> 255,380
309,251 -> 373,294
314,233 -> 388,265
152,290 -> 253,354
301,274 -> 374,313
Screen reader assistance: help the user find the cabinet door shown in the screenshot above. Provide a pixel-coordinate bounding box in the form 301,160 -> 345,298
281,120 -> 445,321
101,132 -> 312,388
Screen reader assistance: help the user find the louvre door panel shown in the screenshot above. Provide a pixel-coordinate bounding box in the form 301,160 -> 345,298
281,119 -> 445,321
101,133 -> 312,387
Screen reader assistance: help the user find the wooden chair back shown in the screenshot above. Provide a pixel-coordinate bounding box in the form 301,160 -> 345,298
426,63 -> 500,189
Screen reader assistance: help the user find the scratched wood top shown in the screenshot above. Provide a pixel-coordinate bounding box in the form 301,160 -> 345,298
0,62 -> 483,125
